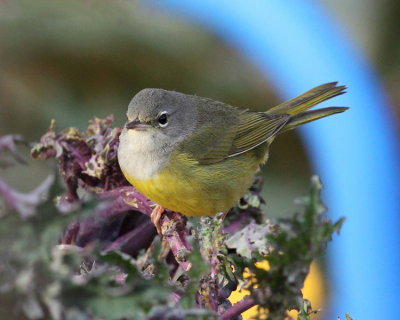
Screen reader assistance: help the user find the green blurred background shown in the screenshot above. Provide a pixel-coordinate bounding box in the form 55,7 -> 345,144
0,0 -> 399,218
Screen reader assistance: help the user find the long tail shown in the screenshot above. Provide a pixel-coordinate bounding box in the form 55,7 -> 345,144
266,82 -> 348,132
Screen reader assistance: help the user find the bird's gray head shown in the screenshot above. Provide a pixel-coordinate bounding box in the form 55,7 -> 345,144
124,88 -> 198,148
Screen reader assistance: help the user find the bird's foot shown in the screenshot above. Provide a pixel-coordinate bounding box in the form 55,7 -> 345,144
219,211 -> 228,220
151,204 -> 165,236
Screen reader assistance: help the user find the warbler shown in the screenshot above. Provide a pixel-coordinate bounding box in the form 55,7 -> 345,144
118,82 -> 347,232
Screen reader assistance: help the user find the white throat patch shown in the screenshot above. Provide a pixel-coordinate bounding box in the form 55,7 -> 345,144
118,128 -> 168,181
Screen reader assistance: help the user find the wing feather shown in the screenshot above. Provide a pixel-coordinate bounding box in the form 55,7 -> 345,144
177,83 -> 345,165
227,109 -> 289,158
184,108 -> 289,164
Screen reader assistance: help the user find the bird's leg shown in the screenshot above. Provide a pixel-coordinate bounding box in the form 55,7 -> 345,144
151,204 -> 164,235
219,211 -> 228,220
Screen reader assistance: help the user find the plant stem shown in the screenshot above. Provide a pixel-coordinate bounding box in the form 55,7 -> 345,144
220,295 -> 256,320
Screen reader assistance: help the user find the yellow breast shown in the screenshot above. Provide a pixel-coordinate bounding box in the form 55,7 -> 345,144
123,166 -> 208,216
121,151 -> 263,217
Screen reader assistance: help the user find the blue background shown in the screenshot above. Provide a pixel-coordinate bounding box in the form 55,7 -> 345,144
158,1 -> 400,318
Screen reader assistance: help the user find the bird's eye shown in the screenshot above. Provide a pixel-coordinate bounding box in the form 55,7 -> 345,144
157,111 -> 168,127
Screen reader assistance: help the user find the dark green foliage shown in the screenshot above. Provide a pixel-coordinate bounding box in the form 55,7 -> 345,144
223,177 -> 344,320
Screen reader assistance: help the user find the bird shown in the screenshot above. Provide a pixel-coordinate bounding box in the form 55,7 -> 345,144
117,82 -> 347,234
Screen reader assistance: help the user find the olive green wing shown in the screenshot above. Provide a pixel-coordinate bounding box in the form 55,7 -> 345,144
181,107 -> 289,165
226,109 -> 289,158
179,83 -> 346,165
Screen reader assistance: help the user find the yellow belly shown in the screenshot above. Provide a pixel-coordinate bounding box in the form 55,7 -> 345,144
121,150 -> 264,217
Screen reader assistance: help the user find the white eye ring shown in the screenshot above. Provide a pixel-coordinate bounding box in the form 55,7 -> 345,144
157,111 -> 168,127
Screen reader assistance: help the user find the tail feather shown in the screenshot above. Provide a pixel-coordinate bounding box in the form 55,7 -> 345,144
266,82 -> 346,117
280,106 -> 349,133
265,82 -> 348,132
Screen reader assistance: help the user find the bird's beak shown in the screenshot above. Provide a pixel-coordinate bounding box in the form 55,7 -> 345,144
126,118 -> 151,131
